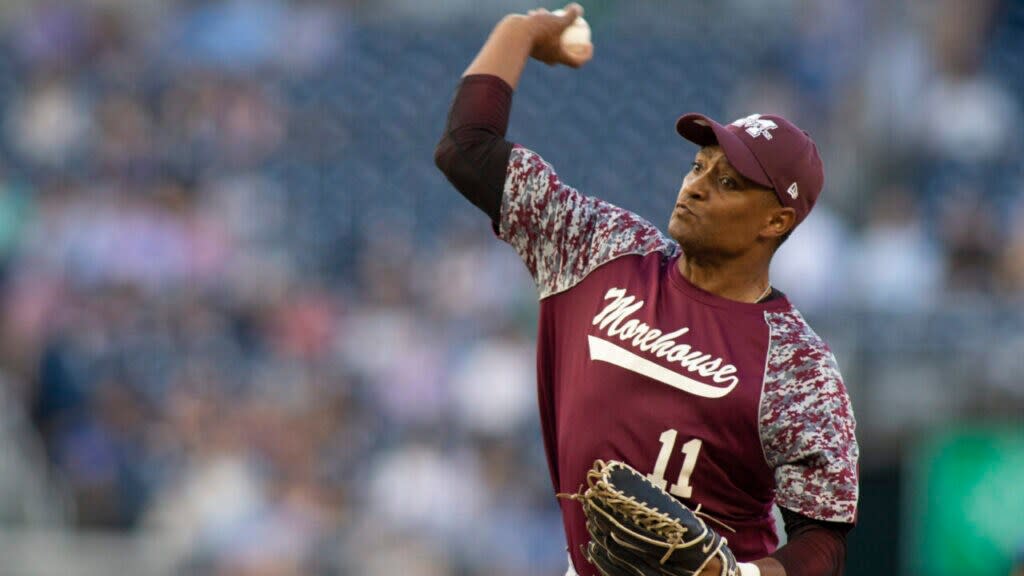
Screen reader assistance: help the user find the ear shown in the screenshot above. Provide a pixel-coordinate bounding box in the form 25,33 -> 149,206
761,206 -> 796,241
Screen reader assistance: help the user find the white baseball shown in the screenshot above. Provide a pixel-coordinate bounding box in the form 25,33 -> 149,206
553,9 -> 591,50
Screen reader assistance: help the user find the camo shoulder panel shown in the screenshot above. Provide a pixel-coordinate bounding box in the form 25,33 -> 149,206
760,308 -> 859,523
499,146 -> 677,299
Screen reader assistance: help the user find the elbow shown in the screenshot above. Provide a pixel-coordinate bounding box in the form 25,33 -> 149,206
432,127 -> 508,224
435,126 -> 491,179
433,135 -> 449,173
434,133 -> 456,178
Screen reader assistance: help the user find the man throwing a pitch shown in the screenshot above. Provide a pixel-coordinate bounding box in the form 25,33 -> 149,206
435,5 -> 858,576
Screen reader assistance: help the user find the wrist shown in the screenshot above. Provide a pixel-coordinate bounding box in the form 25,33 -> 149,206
497,14 -> 535,43
738,562 -> 762,576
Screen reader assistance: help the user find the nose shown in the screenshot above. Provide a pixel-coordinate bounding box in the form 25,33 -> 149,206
683,173 -> 711,201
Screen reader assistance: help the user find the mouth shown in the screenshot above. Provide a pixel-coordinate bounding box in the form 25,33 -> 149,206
674,203 -> 696,218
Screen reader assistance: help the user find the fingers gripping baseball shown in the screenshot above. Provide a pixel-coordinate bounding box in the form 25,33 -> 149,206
526,4 -> 593,68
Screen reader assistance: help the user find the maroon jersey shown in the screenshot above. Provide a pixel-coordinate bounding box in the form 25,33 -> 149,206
498,146 -> 859,574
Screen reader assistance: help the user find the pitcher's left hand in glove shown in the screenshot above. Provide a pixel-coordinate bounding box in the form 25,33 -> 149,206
562,459 -> 739,576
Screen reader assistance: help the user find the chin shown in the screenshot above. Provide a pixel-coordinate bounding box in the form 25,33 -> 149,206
668,220 -> 709,256
667,216 -> 691,246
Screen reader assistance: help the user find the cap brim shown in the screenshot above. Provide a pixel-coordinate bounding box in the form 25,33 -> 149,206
675,114 -> 773,189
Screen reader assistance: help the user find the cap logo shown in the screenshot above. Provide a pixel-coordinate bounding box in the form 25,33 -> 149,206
786,182 -> 799,199
732,114 -> 777,140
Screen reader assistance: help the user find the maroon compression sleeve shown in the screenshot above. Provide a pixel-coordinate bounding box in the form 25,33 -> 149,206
770,507 -> 852,576
434,74 -> 515,226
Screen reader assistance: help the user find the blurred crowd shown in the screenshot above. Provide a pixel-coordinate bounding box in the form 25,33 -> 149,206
0,0 -> 1019,575
765,0 -> 1024,310
0,2 -> 563,573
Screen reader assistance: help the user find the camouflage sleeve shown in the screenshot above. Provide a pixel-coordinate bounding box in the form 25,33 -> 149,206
759,309 -> 860,524
499,146 -> 676,299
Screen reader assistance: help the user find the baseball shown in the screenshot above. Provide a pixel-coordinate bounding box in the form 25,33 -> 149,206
553,9 -> 591,51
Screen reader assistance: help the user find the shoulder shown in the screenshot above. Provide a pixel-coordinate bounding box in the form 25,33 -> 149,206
759,305 -> 855,465
500,145 -> 678,299
763,306 -> 842,383
506,146 -> 554,189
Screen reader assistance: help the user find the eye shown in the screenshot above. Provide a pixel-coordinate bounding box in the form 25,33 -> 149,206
719,176 -> 737,190
690,161 -> 703,174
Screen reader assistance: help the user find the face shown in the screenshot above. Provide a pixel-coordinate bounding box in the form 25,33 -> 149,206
668,145 -> 790,259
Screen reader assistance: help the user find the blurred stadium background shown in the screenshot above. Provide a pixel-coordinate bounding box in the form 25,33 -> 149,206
0,0 -> 1021,574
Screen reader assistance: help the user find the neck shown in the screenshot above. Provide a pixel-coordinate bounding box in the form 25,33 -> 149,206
676,249 -> 772,303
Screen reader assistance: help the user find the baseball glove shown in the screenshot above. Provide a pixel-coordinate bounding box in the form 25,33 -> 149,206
562,459 -> 739,576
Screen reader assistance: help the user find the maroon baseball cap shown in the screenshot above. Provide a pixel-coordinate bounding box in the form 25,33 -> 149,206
675,113 -> 824,226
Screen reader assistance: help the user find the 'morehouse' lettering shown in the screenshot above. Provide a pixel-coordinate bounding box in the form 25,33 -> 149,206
592,288 -> 741,387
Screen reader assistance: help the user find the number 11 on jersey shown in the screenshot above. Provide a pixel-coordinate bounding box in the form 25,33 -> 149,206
646,429 -> 703,499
